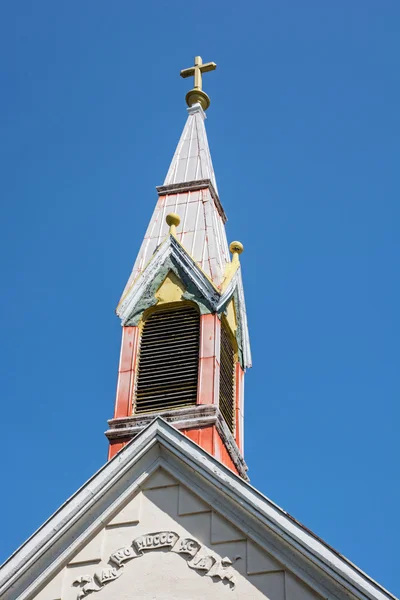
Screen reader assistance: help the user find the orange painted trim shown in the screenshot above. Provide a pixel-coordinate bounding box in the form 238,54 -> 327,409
199,425 -> 213,455
213,426 -> 239,475
181,425 -> 239,476
199,314 -> 217,359
108,438 -> 130,460
181,427 -> 200,445
198,357 -> 217,404
108,423 -> 239,475
197,315 -> 220,406
113,326 -> 139,419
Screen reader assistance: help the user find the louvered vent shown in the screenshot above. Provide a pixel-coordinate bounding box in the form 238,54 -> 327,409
219,320 -> 235,433
135,304 -> 200,414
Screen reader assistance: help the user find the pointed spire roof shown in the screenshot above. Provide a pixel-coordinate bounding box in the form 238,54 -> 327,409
120,101 -> 233,295
164,103 -> 218,194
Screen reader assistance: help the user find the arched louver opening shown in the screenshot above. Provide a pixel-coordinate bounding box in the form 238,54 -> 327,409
219,319 -> 236,433
135,304 -> 200,414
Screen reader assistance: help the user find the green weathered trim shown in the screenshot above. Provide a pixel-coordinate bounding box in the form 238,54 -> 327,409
125,256 -> 214,325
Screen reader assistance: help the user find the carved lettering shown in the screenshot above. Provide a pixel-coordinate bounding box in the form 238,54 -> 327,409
133,531 -> 179,554
73,530 -> 237,598
173,537 -> 201,557
110,545 -> 138,566
188,553 -> 216,572
97,567 -> 121,585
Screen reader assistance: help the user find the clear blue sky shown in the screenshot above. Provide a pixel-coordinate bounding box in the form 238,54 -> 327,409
1,1 -> 398,595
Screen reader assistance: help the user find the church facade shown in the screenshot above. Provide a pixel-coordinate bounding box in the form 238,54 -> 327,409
0,57 -> 395,600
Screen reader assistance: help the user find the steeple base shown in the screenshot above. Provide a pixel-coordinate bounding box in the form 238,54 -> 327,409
106,405 -> 248,480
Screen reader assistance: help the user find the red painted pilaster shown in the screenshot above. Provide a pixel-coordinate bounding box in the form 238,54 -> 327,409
213,426 -> 239,475
181,425 -> 239,476
113,326 -> 139,419
108,438 -> 131,460
197,314 -> 220,406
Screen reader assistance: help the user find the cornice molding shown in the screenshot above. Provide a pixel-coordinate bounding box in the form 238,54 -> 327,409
106,405 -> 249,481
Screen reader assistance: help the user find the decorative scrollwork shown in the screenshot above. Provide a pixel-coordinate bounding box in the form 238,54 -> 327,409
73,530 -> 237,598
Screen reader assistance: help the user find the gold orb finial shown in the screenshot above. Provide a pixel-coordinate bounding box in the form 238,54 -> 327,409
229,241 -> 244,255
166,212 -> 180,236
185,89 -> 211,111
229,241 -> 243,265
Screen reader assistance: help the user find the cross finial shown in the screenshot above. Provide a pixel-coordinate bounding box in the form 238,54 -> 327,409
180,55 -> 217,111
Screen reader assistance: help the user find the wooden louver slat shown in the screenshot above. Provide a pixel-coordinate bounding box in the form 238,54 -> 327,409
135,305 -> 200,414
219,321 -> 235,432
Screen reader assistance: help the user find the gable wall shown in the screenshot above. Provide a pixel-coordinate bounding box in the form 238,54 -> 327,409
33,469 -> 322,600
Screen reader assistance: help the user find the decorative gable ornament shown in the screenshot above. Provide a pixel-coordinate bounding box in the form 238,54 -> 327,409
116,234 -> 251,370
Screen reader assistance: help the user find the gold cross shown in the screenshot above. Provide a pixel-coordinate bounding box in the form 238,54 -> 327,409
180,56 -> 217,92
180,56 -> 217,111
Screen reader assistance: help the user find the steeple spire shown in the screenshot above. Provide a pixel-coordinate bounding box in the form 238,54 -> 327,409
164,55 -> 218,190
107,57 -> 251,480
163,103 -> 218,194
120,94 -> 227,293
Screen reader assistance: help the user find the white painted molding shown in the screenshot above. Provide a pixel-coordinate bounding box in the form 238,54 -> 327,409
187,102 -> 206,118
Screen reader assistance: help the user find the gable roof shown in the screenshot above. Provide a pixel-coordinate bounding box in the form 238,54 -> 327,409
117,234 -> 252,368
0,418 -> 395,600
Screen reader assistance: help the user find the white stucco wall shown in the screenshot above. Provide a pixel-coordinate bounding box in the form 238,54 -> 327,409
34,469 -> 322,600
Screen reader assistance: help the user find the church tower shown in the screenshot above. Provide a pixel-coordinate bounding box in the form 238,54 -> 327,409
106,56 -> 251,479
2,55 -> 394,600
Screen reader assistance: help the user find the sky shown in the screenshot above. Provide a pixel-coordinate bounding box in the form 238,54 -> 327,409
0,1 -> 399,595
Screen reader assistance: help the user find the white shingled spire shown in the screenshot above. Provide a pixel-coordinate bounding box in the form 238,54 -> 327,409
164,103 -> 218,194
119,102 -> 231,295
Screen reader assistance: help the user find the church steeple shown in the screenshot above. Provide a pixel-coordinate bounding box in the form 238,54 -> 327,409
107,57 -> 251,479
